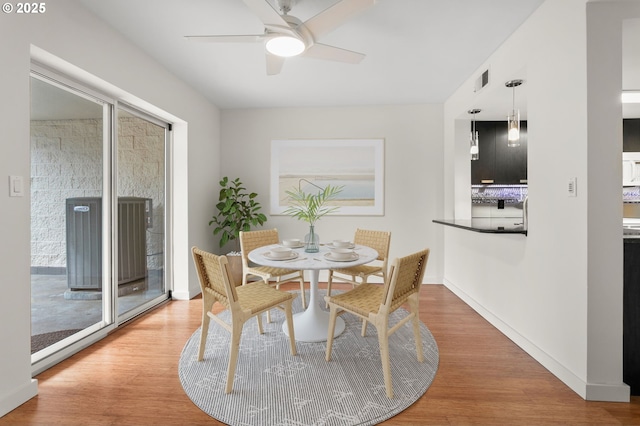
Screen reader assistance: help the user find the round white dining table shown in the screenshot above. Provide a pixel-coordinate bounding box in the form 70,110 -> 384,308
248,243 -> 378,342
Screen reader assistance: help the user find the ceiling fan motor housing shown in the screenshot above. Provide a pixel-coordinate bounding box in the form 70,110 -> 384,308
276,0 -> 295,14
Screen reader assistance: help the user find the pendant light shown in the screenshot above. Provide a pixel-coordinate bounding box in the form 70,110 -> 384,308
468,109 -> 481,160
505,79 -> 523,147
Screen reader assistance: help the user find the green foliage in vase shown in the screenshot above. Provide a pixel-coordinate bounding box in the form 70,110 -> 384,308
209,177 -> 267,250
282,184 -> 344,225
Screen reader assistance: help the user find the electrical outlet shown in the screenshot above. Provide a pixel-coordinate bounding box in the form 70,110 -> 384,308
568,177 -> 577,197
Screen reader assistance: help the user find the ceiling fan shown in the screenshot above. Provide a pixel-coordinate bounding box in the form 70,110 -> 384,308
185,0 -> 374,75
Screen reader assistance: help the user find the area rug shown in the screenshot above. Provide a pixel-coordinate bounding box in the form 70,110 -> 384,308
178,290 -> 439,426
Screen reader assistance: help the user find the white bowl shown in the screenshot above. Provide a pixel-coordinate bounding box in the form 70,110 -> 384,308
333,239 -> 352,248
331,248 -> 354,259
282,239 -> 301,247
270,247 -> 292,258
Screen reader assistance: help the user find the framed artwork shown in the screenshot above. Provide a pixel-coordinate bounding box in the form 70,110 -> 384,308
270,139 -> 384,216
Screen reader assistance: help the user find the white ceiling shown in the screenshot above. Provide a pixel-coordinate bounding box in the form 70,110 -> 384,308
77,0 -> 547,110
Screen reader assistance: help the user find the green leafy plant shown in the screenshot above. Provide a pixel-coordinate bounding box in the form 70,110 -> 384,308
282,184 -> 344,225
209,177 -> 267,251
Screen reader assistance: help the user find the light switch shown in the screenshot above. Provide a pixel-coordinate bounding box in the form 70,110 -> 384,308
9,175 -> 24,197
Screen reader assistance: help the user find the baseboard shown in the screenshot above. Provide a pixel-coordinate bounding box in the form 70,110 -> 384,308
443,278 -> 630,402
30,266 -> 66,275
0,379 -> 38,418
171,290 -> 198,300
586,383 -> 630,402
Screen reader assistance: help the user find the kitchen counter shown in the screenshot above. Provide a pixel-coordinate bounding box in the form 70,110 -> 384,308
433,219 -> 527,235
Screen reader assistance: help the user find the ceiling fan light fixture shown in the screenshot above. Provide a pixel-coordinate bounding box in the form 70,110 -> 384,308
266,35 -> 305,58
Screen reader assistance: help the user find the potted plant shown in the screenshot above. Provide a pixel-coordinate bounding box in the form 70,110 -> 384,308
282,184 -> 343,252
209,177 -> 267,284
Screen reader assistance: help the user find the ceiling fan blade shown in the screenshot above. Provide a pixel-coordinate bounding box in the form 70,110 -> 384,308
304,0 -> 374,39
266,52 -> 285,75
185,34 -> 265,43
303,43 -> 365,64
242,0 -> 289,27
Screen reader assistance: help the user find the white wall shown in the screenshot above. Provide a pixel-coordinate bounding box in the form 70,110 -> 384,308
0,0 -> 220,416
442,0 -> 634,401
220,105 -> 444,283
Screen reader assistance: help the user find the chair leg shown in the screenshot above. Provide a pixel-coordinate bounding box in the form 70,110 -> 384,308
256,313 -> 264,334
283,301 -> 297,355
265,278 -> 273,323
359,276 -> 369,336
325,304 -> 338,361
266,279 -> 273,323
351,275 -> 358,288
197,295 -> 215,361
325,271 -> 334,309
225,319 -> 244,394
408,294 -> 424,362
375,317 -> 394,398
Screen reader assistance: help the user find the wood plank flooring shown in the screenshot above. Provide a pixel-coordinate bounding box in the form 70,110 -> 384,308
2,283 -> 640,425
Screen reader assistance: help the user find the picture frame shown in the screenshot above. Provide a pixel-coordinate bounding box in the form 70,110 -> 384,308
270,139 -> 384,216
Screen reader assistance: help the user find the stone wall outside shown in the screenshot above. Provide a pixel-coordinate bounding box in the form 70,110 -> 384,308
30,116 -> 165,272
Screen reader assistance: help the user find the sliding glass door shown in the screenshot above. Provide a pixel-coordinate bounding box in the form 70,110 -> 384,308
116,106 -> 168,320
30,74 -> 109,358
30,70 -> 170,367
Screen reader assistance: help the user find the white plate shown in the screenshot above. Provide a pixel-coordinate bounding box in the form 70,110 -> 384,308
281,242 -> 305,249
324,252 -> 359,262
263,251 -> 299,261
331,242 -> 355,249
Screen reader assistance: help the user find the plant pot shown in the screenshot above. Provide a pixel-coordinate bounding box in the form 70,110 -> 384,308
226,252 -> 243,287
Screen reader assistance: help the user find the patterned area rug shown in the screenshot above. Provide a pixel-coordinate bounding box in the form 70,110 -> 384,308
178,290 -> 439,426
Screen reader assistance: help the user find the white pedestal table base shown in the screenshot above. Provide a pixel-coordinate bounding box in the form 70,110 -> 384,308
282,269 -> 345,342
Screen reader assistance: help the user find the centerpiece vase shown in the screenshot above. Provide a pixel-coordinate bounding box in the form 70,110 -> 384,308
304,225 -> 320,253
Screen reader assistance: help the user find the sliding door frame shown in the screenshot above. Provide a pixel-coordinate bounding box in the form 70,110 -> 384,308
30,63 -> 173,375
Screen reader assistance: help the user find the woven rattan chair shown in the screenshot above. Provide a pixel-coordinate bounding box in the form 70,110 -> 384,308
239,229 -> 306,313
326,229 -> 391,305
192,247 -> 297,394
325,248 -> 430,398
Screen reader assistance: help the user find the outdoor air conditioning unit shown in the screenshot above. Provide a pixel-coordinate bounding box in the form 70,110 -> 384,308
66,197 -> 150,292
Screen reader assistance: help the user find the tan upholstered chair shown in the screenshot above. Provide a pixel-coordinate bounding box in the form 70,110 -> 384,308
239,229 -> 306,311
326,229 -> 391,304
325,248 -> 430,398
192,247 -> 297,394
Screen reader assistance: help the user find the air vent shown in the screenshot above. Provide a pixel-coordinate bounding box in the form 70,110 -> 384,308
474,69 -> 490,92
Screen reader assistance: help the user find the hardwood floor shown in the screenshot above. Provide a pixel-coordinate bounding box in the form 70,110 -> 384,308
3,283 -> 640,425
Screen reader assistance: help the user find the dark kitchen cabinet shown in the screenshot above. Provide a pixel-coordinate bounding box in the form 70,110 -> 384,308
471,120 -> 528,184
624,119 -> 640,152
623,238 -> 640,395
471,121 -> 496,184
